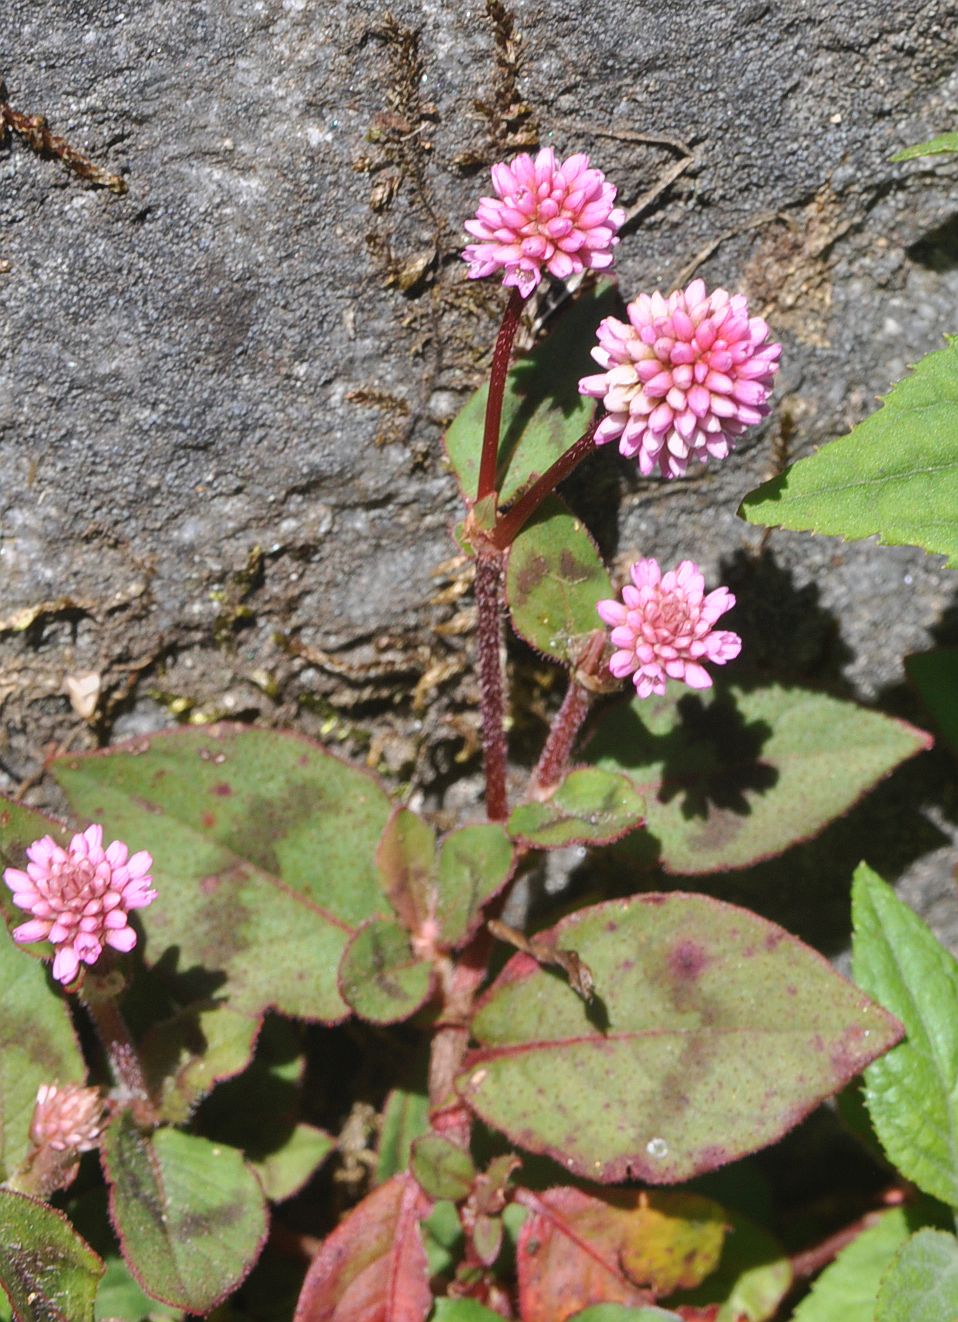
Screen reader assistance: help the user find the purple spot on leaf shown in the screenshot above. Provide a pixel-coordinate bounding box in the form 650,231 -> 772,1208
668,939 -> 709,981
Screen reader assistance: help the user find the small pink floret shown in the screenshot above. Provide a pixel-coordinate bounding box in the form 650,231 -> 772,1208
30,1083 -> 105,1153
579,279 -> 782,478
597,558 -> 742,699
461,147 -> 625,297
4,824 -> 156,985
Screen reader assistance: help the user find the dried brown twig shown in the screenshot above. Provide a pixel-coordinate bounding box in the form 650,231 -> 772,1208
0,82 -> 127,193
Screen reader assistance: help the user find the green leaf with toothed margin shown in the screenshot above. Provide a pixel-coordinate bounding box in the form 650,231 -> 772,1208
586,684 -> 930,874
458,894 -> 901,1185
338,917 -> 434,1025
508,768 -> 644,849
0,799 -> 86,1182
52,725 -> 394,1023
740,338 -> 958,567
892,133 -> 958,161
852,863 -> 958,1207
0,1190 -> 102,1322
102,1113 -> 267,1314
792,1207 -> 915,1322
444,282 -> 619,504
506,496 -> 613,665
875,1228 -> 958,1321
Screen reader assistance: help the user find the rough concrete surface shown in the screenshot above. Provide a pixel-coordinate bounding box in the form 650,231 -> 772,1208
3,0 -> 958,949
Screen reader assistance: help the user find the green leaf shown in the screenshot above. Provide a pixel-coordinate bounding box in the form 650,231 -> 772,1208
508,768 -> 644,849
666,1208 -> 791,1321
102,1113 -> 268,1313
198,1018 -> 334,1203
739,338 -> 958,567
377,812 -> 513,951
587,684 -> 930,874
293,1174 -> 431,1321
906,647 -> 958,755
892,133 -> 958,161
444,282 -> 619,504
338,917 -> 434,1025
431,1302 -> 505,1321
52,726 -> 394,1022
459,894 -> 901,1183
0,1190 -> 103,1322
435,824 -> 514,947
505,496 -> 613,664
792,1207 -> 914,1321
94,1251 -> 182,1321
421,1199 -> 463,1280
571,1310 -> 684,1321
376,807 -> 437,936
875,1228 -> 958,1321
141,1005 -> 260,1125
0,803 -> 86,1181
376,1087 -> 430,1184
410,1135 -> 476,1201
852,862 -> 958,1205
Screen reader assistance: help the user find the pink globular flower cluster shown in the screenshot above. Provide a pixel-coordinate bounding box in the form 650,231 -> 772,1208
4,825 -> 156,985
579,279 -> 782,479
597,558 -> 742,699
30,1083 -> 105,1154
462,148 -> 625,298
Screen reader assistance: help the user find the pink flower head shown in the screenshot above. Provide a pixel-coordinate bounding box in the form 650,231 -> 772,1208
597,558 -> 742,699
462,148 -> 625,298
30,1083 -> 105,1153
4,825 -> 156,985
579,279 -> 782,479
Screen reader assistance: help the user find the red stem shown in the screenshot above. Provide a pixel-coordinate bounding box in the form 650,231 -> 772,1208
477,288 -> 526,503
475,550 -> 508,822
80,983 -> 155,1125
428,929 -> 492,1149
532,680 -> 592,796
490,414 -> 601,550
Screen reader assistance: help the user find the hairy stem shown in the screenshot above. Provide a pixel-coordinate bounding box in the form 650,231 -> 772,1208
532,680 -> 592,796
477,287 -> 526,503
80,980 -> 155,1124
475,549 -> 508,822
490,413 -> 601,550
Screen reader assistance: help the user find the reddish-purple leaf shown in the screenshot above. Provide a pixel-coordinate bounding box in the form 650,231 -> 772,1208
294,1173 -> 432,1322
459,895 -> 902,1183
515,1186 -> 656,1321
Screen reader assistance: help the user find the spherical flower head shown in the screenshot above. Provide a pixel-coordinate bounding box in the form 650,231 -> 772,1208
597,558 -> 742,699
579,279 -> 782,479
3,825 -> 156,986
462,148 -> 625,298
30,1083 -> 105,1153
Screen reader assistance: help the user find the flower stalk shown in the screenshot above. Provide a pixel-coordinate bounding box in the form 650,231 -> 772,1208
80,973 -> 155,1125
477,287 -> 526,504
490,415 -> 601,550
475,549 -> 509,822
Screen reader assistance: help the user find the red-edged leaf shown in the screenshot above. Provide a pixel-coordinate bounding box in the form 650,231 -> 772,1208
459,895 -> 902,1183
293,1173 -> 432,1322
515,1187 -> 655,1321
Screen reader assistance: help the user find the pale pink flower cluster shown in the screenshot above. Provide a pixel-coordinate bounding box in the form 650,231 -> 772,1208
579,279 -> 782,479
4,825 -> 156,985
598,558 -> 742,699
30,1083 -> 105,1153
462,148 -> 625,298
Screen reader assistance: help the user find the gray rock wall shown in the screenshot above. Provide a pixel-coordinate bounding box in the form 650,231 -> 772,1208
3,0 -> 958,943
